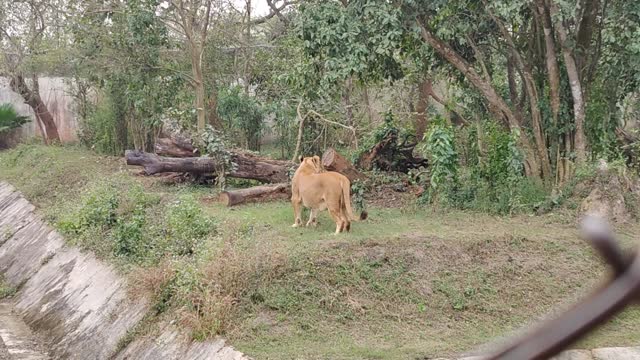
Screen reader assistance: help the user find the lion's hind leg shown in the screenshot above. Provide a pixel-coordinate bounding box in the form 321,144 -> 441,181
306,208 -> 319,227
328,207 -> 345,234
291,195 -> 303,228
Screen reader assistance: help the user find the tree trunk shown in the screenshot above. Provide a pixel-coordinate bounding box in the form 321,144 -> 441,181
292,100 -> 305,162
535,0 -> 566,184
343,77 -> 354,127
362,87 -> 376,124
321,148 -> 365,182
9,74 -> 60,143
33,113 -> 48,145
535,0 -> 561,123
126,150 -> 293,183
575,0 -> 600,83
190,46 -> 207,133
414,78 -> 431,140
417,20 -> 541,177
507,56 -> 525,126
549,1 -> 588,164
485,5 -> 552,179
207,89 -> 222,129
219,183 -> 289,207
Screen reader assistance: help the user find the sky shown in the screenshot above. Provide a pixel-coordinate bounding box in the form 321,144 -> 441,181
232,0 -> 271,17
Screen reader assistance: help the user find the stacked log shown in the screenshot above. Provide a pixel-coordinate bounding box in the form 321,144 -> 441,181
321,148 -> 365,182
125,150 -> 293,183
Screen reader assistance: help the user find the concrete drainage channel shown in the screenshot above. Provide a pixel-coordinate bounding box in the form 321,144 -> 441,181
1,181 -> 639,360
0,182 -> 249,360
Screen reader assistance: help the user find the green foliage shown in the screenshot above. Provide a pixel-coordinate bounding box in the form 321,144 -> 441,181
217,86 -> 265,151
266,101 -> 297,159
200,126 -> 237,189
421,116 -> 459,206
58,181 -> 120,234
295,0 -> 404,97
72,0 -> 181,153
165,195 -> 215,256
0,104 -> 29,134
351,179 -> 367,213
458,123 -> 546,214
78,96 -> 120,155
420,119 -> 547,214
57,180 -> 215,265
585,80 -> 621,161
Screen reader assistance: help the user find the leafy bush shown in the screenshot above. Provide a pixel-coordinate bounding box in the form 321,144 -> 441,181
200,125 -> 237,189
57,180 -> 215,264
165,195 -> 215,256
58,181 -> 120,234
421,116 -> 459,206
0,103 -> 29,134
419,119 -> 549,214
78,95 -> 122,155
217,86 -> 265,151
351,179 -> 367,213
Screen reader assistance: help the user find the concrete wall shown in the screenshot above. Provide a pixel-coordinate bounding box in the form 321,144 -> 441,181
0,182 -> 249,360
0,77 -> 79,143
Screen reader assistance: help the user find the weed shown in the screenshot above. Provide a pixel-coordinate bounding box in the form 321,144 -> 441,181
0,276 -> 17,299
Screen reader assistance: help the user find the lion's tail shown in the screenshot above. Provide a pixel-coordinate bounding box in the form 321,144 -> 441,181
342,178 -> 368,221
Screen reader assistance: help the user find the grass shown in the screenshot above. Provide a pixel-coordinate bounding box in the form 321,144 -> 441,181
2,144 -> 640,359
0,275 -> 17,299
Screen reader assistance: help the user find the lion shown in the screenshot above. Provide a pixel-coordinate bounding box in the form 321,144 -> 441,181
291,155 -> 367,234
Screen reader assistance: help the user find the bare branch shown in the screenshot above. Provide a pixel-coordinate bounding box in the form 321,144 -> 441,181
251,0 -> 295,25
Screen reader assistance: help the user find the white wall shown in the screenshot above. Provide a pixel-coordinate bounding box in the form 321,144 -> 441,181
0,77 -> 79,143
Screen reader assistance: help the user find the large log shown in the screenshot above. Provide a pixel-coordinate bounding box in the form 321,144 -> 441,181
321,148 -> 365,182
125,150 -> 293,183
219,183 -> 290,207
155,130 -> 200,157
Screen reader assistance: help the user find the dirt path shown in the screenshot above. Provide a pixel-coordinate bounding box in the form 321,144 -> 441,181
0,301 -> 48,360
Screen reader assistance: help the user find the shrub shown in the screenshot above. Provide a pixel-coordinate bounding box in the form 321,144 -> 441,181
217,86 -> 265,151
0,103 -> 29,134
57,180 -> 216,264
421,116 -> 459,206
164,195 -> 215,256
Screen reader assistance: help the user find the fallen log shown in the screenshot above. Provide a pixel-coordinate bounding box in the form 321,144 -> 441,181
321,148 -> 365,182
125,150 -> 294,183
357,132 -> 428,172
219,183 -> 290,207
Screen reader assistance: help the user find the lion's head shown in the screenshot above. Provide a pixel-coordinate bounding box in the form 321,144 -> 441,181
298,155 -> 325,174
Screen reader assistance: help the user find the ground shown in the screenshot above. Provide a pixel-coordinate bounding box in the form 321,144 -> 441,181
1,144 -> 640,360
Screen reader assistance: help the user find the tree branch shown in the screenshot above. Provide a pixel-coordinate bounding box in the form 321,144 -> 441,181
250,0 -> 295,25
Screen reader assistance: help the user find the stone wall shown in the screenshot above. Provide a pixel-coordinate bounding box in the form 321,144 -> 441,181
0,182 -> 249,360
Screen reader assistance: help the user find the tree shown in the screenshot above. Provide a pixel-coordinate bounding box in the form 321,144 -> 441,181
71,0 -> 180,153
160,0 -> 221,133
0,0 -> 61,143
